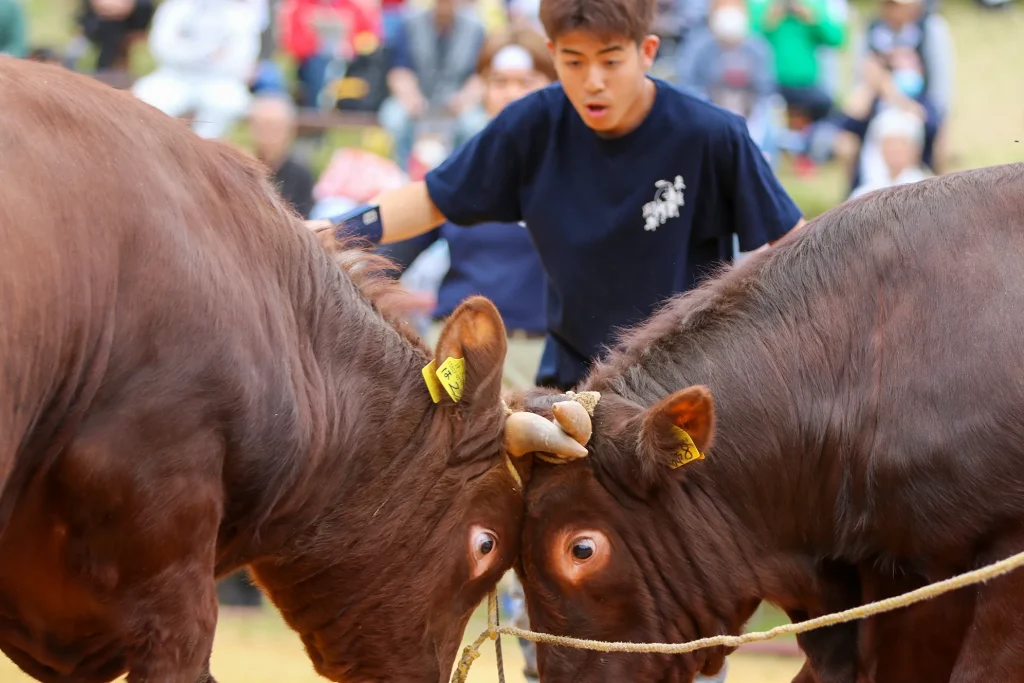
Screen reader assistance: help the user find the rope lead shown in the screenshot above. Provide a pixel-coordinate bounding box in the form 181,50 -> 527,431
451,546 -> 1024,681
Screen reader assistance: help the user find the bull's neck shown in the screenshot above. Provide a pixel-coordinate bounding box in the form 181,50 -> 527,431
587,249 -> 860,623
217,245 -> 440,569
597,327 -> 835,537
298,283 -> 438,516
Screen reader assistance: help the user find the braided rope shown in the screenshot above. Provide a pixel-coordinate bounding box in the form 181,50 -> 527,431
451,590 -> 505,683
451,546 -> 1024,681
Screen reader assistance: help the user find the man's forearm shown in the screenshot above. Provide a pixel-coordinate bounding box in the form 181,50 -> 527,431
320,182 -> 447,245
375,182 -> 447,243
386,68 -> 422,104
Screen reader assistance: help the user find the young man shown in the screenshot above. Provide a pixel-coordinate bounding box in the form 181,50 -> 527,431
316,0 -> 804,395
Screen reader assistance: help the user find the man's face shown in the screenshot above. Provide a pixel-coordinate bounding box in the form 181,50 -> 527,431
485,67 -> 552,117
880,134 -> 920,174
880,0 -> 921,28
549,31 -> 659,137
248,100 -> 295,165
435,0 -> 457,28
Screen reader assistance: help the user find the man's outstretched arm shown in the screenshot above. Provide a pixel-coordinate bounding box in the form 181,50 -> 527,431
308,100 -> 528,244
305,181 -> 447,245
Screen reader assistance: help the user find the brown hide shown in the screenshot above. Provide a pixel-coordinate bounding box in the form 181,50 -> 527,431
0,57 -> 521,683
514,164 -> 1024,683
787,566 -> 972,683
856,568 -> 971,683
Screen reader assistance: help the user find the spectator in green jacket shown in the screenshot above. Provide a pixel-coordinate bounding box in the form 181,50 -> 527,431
749,0 -> 845,130
0,0 -> 26,58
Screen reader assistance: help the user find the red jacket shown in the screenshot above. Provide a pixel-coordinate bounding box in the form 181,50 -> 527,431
277,0 -> 383,62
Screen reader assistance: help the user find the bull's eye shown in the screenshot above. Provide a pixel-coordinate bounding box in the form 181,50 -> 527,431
554,529 -> 609,583
571,538 -> 595,561
477,532 -> 496,555
469,526 -> 501,580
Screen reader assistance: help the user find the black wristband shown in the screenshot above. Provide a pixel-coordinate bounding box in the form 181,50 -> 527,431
330,204 -> 384,244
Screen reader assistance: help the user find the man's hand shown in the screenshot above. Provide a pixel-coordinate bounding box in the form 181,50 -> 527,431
305,219 -> 333,232
305,183 -> 447,247
392,289 -> 437,317
862,54 -> 889,93
387,68 -> 428,118
399,90 -> 427,118
446,75 -> 484,117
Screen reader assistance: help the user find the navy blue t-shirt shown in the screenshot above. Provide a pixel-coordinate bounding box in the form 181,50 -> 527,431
425,77 -> 803,389
391,221 -> 547,333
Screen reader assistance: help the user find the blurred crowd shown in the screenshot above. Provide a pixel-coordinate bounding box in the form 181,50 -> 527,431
2,0 -> 999,212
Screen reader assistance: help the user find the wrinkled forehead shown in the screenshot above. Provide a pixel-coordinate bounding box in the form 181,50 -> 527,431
448,461 -> 526,541
504,386 -> 569,416
525,463 -> 595,511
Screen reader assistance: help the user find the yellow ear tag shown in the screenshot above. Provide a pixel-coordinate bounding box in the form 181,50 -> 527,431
421,360 -> 442,403
436,357 -> 466,403
668,426 -> 705,469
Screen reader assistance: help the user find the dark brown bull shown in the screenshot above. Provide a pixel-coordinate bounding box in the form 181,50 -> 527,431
0,56 -> 587,683
506,164 -> 1024,683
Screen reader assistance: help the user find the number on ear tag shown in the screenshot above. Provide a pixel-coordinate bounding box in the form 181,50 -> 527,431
436,357 -> 466,402
669,426 -> 705,469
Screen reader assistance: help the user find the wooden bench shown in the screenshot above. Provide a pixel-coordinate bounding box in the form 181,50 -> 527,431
89,70 -> 380,132
295,107 -> 379,134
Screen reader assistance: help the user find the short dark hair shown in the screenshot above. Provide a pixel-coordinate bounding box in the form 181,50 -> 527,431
539,0 -> 655,45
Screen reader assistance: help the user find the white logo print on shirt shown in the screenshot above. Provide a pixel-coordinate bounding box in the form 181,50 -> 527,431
642,175 -> 686,232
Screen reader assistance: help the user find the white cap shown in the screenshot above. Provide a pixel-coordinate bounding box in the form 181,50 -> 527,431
491,44 -> 535,72
869,106 -> 925,147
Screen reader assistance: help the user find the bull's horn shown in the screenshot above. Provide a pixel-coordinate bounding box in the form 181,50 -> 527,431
505,412 -> 589,460
551,400 -> 592,446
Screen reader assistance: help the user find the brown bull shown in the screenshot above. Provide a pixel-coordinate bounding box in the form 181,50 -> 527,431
505,164 -> 1024,683
0,57 -> 587,683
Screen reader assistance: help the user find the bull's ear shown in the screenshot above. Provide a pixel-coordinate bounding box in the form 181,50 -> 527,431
637,386 -> 715,473
425,296 -> 508,410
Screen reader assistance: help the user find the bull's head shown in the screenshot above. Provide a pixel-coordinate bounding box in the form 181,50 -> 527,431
242,268 -> 598,683
513,385 -> 742,683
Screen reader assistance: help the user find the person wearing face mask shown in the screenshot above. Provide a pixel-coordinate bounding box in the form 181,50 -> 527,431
863,0 -> 953,122
676,0 -> 781,166
832,46 -> 941,196
857,0 -> 953,176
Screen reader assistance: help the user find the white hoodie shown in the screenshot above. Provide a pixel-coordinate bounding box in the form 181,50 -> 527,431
147,0 -> 265,82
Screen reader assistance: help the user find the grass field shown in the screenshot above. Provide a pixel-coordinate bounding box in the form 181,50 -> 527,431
5,1 -> 1024,681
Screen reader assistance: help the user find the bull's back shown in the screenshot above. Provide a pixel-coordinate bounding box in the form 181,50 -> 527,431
829,164 -> 1024,557
0,57 -> 304,533
0,58 -> 125,497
